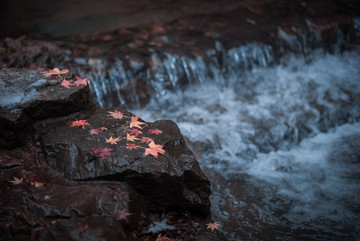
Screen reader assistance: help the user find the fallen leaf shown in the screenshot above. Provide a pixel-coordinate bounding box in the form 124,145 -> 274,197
77,224 -> 89,233
126,133 -> 139,142
130,114 -> 146,129
206,222 -> 220,232
32,181 -> 44,187
144,141 -> 165,158
44,195 -> 51,200
98,147 -> 113,159
140,137 -> 153,144
156,234 -> 179,241
108,111 -> 124,120
105,136 -> 121,145
71,120 -> 90,129
45,67 -> 69,77
89,127 -> 107,134
61,79 -> 73,88
118,209 -> 131,220
128,128 -> 142,136
74,76 -> 88,86
149,129 -> 162,135
9,177 -> 23,185
126,143 -> 141,150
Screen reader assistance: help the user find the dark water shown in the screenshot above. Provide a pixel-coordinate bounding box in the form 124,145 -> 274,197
80,36 -> 360,240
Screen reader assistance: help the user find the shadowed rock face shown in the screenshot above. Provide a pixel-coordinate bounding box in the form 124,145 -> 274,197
38,107 -> 211,217
0,149 -> 143,241
0,68 -> 95,148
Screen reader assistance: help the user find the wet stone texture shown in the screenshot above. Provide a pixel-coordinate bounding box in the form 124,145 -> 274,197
0,68 -> 95,148
0,149 -> 142,241
37,107 -> 211,217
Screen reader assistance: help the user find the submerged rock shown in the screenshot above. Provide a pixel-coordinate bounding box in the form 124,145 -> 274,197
37,107 -> 211,217
0,68 -> 94,148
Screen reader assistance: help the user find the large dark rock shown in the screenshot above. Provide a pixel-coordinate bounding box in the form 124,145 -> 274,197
37,107 -> 211,217
0,149 -> 144,241
0,68 -> 95,148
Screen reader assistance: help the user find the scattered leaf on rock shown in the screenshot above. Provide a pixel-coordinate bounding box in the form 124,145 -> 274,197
71,120 -> 90,128
144,141 -> 165,158
74,76 -> 88,86
149,129 -> 162,135
130,114 -> 146,129
61,79 -> 73,88
105,136 -> 121,145
206,222 -> 220,232
9,177 -> 23,185
108,110 -> 124,120
118,209 -> 131,220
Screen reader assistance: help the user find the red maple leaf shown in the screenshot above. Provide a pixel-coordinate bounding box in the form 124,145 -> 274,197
118,209 -> 131,220
126,143 -> 141,150
149,129 -> 162,135
89,127 -> 107,135
93,147 -> 113,159
140,137 -> 153,144
130,114 -> 146,129
144,141 -> 165,158
128,128 -> 142,136
74,76 -> 88,86
61,79 -> 73,88
108,111 -> 124,120
71,120 -> 90,128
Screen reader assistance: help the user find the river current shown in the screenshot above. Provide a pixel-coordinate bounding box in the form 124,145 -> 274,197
134,48 -> 360,240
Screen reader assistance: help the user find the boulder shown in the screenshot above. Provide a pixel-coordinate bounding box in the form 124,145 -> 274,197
37,107 -> 211,217
0,68 -> 94,148
0,149 -> 145,241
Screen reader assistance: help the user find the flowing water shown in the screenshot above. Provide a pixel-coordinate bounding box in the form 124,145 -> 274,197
84,40 -> 360,239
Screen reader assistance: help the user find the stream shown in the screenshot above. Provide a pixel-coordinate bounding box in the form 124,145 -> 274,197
83,41 -> 360,240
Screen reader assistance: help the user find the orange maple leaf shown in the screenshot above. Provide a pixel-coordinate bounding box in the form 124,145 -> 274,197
140,137 -> 153,144
130,114 -> 146,129
105,136 -> 121,145
108,111 -> 124,120
74,76 -> 88,86
206,222 -> 220,232
71,120 -> 90,128
144,141 -> 165,157
44,67 -> 69,77
9,177 -> 23,185
126,133 -> 139,142
61,79 -> 73,88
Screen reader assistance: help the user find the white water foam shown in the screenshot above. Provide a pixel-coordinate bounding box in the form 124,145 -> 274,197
138,48 -> 360,238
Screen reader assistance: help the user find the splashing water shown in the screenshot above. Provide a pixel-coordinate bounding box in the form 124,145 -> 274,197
136,47 -> 360,240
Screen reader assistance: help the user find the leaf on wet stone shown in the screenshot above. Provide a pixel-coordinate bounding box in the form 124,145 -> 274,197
71,120 -> 90,128
126,143 -> 141,150
130,114 -> 146,129
105,136 -> 121,145
144,141 -> 165,158
89,127 -> 107,135
9,177 -> 23,185
92,147 -> 113,159
118,209 -> 131,220
128,128 -> 142,136
44,195 -> 51,200
140,137 -> 153,144
206,222 -> 220,232
149,129 -> 162,135
74,76 -> 88,86
61,79 -> 73,88
108,110 -> 124,120
44,67 -> 69,77
126,133 -> 139,142
32,181 -> 44,187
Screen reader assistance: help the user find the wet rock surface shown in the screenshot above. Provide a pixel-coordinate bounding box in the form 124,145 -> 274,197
37,107 -> 211,217
0,149 -> 142,241
0,68 -> 94,148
